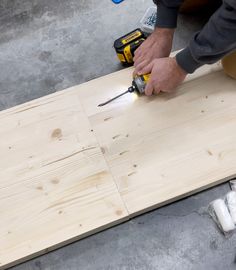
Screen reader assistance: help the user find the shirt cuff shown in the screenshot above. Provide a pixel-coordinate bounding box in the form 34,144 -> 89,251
176,47 -> 203,74
155,2 -> 179,28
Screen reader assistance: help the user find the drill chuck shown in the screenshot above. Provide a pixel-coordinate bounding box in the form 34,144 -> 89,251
98,74 -> 150,107
132,74 -> 150,94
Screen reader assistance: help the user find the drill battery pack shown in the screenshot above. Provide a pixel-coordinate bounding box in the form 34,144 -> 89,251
114,29 -> 146,66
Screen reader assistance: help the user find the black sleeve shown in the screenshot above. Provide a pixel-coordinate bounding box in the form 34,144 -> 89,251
176,0 -> 236,73
153,0 -> 183,28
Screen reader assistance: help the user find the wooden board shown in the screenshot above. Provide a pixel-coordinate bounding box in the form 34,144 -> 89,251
77,63 -> 236,215
1,59 -> 236,269
0,91 -> 128,269
78,64 -> 236,215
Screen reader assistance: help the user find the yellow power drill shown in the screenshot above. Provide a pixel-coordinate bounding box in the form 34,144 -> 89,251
98,74 -> 150,107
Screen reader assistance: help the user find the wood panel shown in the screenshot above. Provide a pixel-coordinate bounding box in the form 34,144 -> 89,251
0,91 -> 128,269
1,58 -> 236,269
77,64 -> 236,215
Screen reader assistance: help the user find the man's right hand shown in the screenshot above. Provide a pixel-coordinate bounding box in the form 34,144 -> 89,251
133,28 -> 174,76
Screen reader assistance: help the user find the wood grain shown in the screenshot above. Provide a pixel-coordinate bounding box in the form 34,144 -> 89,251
1,57 -> 235,269
77,63 -> 236,215
0,91 -> 128,269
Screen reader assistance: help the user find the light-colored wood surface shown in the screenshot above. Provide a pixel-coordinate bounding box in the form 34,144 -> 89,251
77,64 -> 236,215
1,59 -> 236,269
0,91 -> 128,269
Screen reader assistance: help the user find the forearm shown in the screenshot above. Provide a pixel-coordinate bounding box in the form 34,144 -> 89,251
176,0 -> 236,73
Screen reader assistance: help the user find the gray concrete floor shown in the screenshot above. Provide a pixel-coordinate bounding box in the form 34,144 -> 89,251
0,0 -> 235,269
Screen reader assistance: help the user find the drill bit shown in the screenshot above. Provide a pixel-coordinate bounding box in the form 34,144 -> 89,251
98,87 -> 134,107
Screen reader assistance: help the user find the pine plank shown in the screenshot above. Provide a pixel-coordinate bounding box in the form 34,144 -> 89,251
1,57 -> 236,268
0,91 -> 128,269
77,63 -> 236,215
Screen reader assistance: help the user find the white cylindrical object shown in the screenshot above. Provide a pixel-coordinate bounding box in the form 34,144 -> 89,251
229,180 -> 236,191
212,199 -> 235,233
226,191 -> 236,224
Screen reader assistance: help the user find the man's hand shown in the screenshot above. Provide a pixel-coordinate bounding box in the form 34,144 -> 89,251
140,57 -> 187,95
133,28 -> 174,76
